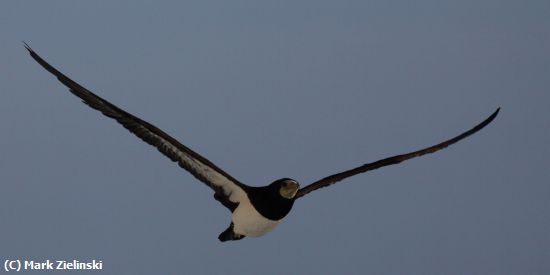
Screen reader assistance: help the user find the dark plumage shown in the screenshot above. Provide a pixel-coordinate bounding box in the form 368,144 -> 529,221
25,43 -> 499,241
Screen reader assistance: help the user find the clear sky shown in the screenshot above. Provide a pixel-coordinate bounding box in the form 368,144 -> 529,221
1,1 -> 549,274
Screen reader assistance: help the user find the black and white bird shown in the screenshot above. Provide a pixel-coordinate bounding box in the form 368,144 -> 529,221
25,44 -> 499,242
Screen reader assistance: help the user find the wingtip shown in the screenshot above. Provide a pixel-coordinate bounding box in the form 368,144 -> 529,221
492,107 -> 501,118
21,41 -> 34,53
478,107 -> 500,130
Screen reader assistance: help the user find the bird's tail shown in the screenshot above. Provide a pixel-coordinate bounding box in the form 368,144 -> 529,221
218,223 -> 245,242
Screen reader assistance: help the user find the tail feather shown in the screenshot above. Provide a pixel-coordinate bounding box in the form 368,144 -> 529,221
218,223 -> 245,242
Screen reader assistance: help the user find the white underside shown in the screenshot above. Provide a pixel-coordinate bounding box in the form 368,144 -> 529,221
232,200 -> 281,237
162,139 -> 280,237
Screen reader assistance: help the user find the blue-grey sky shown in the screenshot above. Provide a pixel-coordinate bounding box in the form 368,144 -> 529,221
1,1 -> 549,274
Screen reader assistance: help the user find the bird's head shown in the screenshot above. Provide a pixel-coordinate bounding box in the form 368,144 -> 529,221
272,178 -> 300,199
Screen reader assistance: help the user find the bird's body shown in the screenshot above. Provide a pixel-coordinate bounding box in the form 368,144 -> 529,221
25,43 -> 499,242
219,179 -> 298,241
232,200 -> 281,237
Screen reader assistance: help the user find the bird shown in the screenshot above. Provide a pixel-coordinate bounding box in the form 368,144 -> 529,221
24,43 -> 500,242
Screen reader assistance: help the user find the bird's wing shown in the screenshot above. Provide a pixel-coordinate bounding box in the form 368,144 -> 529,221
25,43 -> 247,211
295,108 -> 500,199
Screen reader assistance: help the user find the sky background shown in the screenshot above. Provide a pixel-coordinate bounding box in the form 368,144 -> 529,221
1,1 -> 549,274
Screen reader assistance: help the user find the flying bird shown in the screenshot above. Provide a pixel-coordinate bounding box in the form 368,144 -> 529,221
25,43 -> 500,242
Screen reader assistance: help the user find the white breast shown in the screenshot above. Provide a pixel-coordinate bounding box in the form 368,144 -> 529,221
232,200 -> 282,237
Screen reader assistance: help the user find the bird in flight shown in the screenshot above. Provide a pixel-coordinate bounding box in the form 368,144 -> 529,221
25,43 -> 499,242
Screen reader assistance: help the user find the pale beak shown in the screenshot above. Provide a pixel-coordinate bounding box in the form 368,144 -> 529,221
281,181 -> 300,199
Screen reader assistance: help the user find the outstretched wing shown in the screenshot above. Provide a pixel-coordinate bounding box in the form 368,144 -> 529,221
295,108 -> 500,199
25,43 -> 247,211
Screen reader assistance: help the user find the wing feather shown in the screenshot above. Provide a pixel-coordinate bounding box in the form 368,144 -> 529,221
295,108 -> 500,199
25,43 -> 247,209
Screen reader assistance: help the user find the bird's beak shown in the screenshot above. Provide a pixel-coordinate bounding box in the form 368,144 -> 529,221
280,181 -> 300,199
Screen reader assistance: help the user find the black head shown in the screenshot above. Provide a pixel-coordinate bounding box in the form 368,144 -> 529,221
247,178 -> 300,221
270,178 -> 300,200
246,178 -> 300,221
